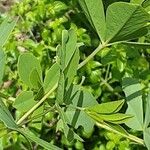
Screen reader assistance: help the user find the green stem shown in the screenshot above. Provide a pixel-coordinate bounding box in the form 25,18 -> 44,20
78,43 -> 105,70
96,122 -> 145,146
0,92 -> 15,102
17,83 -> 58,125
17,43 -> 106,125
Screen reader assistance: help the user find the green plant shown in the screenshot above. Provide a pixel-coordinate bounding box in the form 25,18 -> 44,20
0,0 -> 150,149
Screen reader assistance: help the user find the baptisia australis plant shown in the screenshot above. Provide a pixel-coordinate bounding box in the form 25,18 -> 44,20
0,0 -> 150,149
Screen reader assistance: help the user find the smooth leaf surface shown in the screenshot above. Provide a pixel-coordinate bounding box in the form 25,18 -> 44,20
86,100 -> 124,114
64,48 -> 79,88
65,85 -> 98,133
86,111 -> 132,124
106,2 -> 150,43
13,91 -> 36,113
56,73 -> 65,104
0,98 -> 18,130
0,17 -> 17,47
20,129 -> 62,150
79,0 -> 106,42
106,122 -> 129,135
144,93 -> 150,128
56,104 -> 83,142
18,53 -> 42,88
0,50 -> 6,85
122,78 -> 143,130
29,68 -> 42,89
44,63 -> 60,93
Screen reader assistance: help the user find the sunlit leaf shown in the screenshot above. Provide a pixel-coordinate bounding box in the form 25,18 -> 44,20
18,53 -> 42,88
13,91 -> 36,113
144,94 -> 150,128
44,63 -> 60,93
79,0 -> 106,42
122,78 -> 143,130
0,17 -> 17,47
86,100 -> 125,114
0,50 -> 6,85
106,2 -> 150,43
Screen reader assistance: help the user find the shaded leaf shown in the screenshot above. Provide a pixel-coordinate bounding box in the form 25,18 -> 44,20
18,53 -> 42,88
56,104 -> 83,142
86,100 -> 124,114
122,78 -> 143,130
13,91 -> 36,113
79,0 -> 106,42
29,68 -> 42,89
0,98 -> 18,130
106,2 -> 150,43
0,50 -> 6,85
106,122 -> 129,135
20,129 -> 62,150
142,0 -> 150,8
64,48 -> 79,88
65,85 -> 98,133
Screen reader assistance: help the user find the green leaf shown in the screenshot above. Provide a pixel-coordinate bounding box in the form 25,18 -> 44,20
144,94 -> 150,128
65,85 -> 98,133
28,106 -> 44,130
18,53 -> 42,88
0,50 -> 6,85
106,122 -> 129,135
64,48 -> 79,88
106,2 -> 150,43
56,29 -> 79,104
144,127 -> 150,150
0,122 -> 7,138
122,78 -> 143,131
13,91 -> 36,113
20,129 -> 62,150
0,98 -> 18,130
59,29 -> 78,69
86,111 -> 132,124
56,104 -> 83,142
131,0 -> 144,4
0,17 -> 17,47
56,73 -> 65,104
44,63 -> 60,93
86,100 -> 124,114
29,68 -> 42,89
79,0 -> 106,42
142,0 -> 150,8
65,29 -> 77,67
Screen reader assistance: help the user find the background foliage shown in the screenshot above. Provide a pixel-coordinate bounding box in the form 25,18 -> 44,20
0,0 -> 150,149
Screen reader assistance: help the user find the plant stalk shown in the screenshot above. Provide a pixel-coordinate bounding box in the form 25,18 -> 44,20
78,43 -> 105,70
96,122 -> 145,146
17,83 -> 58,125
17,43 -> 106,125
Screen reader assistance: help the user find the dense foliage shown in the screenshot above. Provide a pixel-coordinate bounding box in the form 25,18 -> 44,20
0,0 -> 150,149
